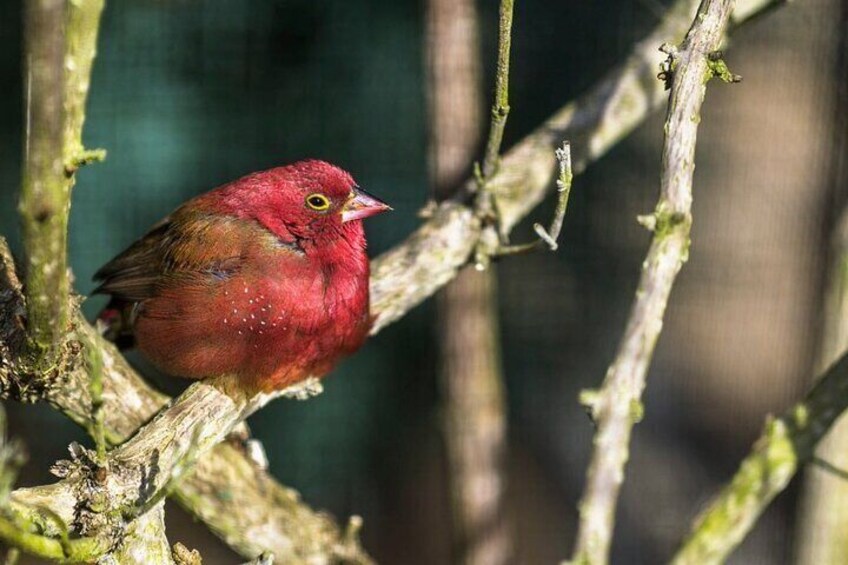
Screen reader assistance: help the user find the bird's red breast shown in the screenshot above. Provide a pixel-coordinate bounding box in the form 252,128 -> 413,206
94,160 -> 390,393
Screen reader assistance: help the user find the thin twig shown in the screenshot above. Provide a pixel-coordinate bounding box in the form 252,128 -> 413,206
811,457 -> 848,482
568,1 -> 737,563
480,0 -> 514,179
493,141 -> 573,257
793,26 -> 848,561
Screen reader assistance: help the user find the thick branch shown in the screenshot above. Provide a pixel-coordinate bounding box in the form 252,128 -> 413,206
670,352 -> 848,564
19,0 -> 68,366
569,1 -> 736,563
0,0 -> 780,559
103,503 -> 173,565
19,0 -> 104,372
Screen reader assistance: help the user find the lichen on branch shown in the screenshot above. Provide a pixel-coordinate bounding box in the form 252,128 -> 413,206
671,352 -> 848,564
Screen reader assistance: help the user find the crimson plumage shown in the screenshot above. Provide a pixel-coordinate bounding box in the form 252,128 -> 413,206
93,160 -> 390,392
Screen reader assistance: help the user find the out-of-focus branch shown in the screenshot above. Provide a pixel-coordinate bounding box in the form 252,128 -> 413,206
670,352 -> 848,564
18,0 -> 104,377
569,1 -> 737,563
794,9 -> 848,559
0,0 -> 782,559
426,0 -> 513,562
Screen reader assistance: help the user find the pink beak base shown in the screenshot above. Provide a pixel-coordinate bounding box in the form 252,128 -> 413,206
341,188 -> 392,222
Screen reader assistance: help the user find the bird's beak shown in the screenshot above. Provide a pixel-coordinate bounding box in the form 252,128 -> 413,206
341,188 -> 392,223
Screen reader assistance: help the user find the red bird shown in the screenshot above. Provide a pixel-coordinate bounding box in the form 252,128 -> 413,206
94,160 -> 390,393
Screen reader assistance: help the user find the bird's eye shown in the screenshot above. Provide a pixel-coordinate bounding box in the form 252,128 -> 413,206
305,193 -> 330,211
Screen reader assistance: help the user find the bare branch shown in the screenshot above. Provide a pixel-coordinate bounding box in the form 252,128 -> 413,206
480,0 -> 514,179
18,0 -> 104,375
426,0 -> 514,561
569,1 -> 737,563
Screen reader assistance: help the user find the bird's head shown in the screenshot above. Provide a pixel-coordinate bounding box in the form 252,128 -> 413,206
211,160 -> 391,245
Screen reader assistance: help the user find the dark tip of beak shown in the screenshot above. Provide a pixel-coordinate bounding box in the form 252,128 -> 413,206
342,188 -> 392,222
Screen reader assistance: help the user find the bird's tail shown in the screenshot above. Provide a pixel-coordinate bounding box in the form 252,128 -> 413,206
96,298 -> 137,350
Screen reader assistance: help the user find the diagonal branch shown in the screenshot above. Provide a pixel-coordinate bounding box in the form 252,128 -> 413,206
670,351 -> 848,564
568,1 -> 737,563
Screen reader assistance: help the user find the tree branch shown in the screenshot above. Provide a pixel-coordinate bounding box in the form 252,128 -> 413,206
670,352 -> 848,564
480,0 -> 514,179
19,0 -> 67,368
569,1 -> 737,563
18,0 -> 104,376
0,0 -> 782,560
426,0 -> 514,562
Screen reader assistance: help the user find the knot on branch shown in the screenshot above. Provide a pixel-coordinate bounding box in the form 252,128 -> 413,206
636,205 -> 691,238
0,333 -> 82,404
706,51 -> 742,84
280,376 -> 324,401
64,148 -> 107,177
658,43 -> 679,90
172,542 -> 203,565
50,442 -> 125,543
332,515 -> 371,564
0,246 -> 84,401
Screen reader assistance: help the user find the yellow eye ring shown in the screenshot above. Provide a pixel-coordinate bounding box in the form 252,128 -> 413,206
305,193 -> 330,211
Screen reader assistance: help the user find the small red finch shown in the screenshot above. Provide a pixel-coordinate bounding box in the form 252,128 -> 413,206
94,160 -> 390,393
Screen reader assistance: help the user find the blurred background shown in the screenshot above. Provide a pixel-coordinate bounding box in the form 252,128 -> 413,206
0,0 -> 846,563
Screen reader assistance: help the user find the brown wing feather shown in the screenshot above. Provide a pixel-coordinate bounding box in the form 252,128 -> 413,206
93,208 -> 247,304
93,217 -> 172,302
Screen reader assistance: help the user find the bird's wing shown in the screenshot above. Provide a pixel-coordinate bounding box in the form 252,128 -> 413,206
93,209 -> 246,304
